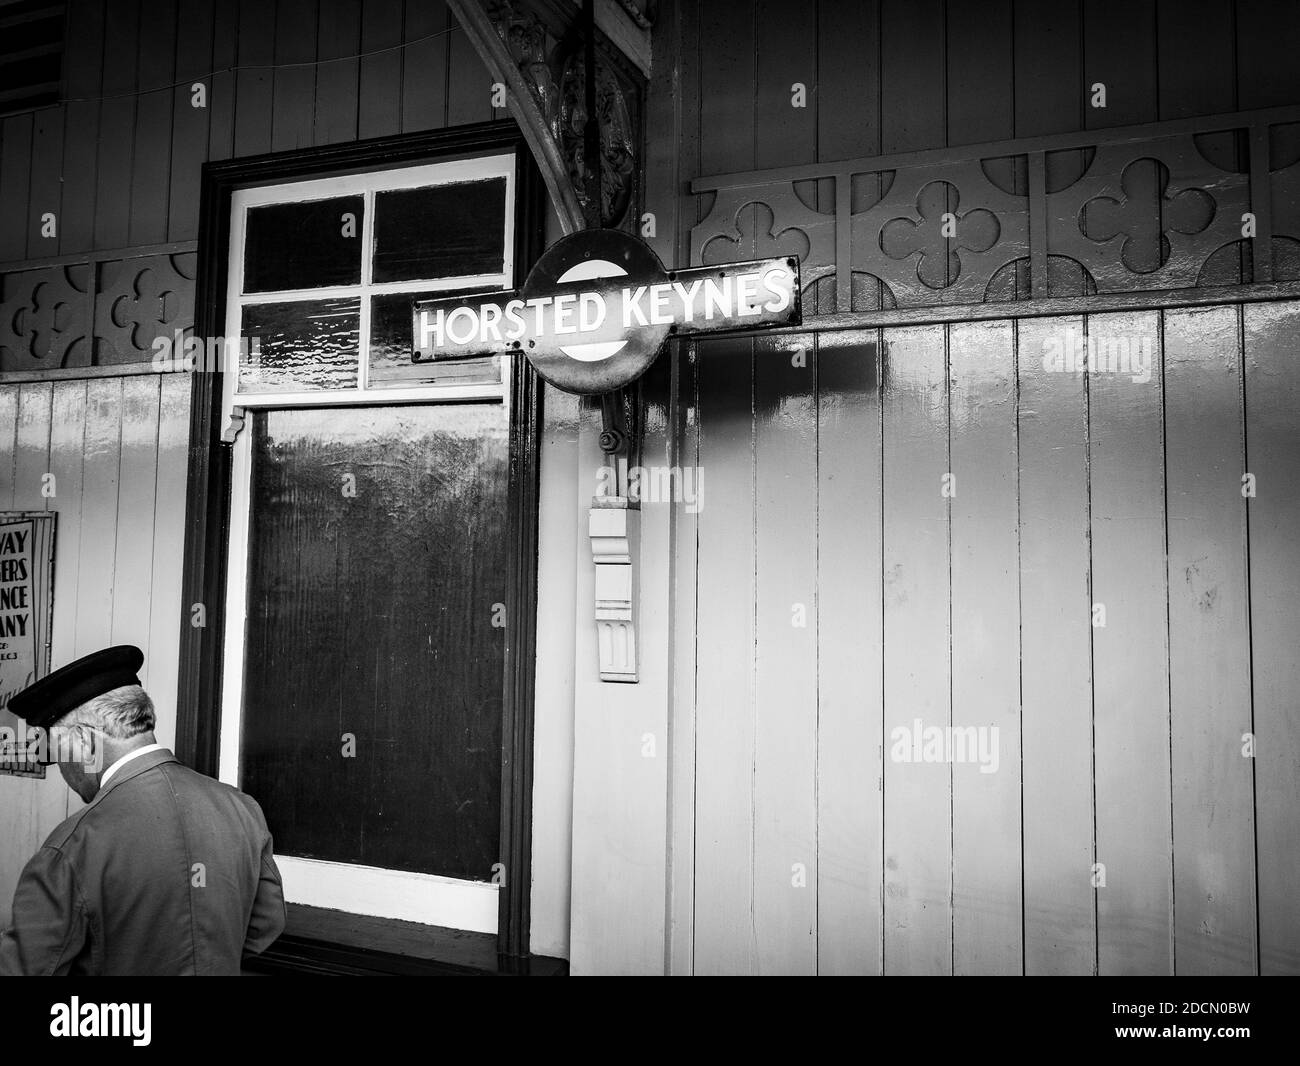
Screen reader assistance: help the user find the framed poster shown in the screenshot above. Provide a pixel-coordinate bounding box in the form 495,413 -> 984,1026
0,512 -> 56,777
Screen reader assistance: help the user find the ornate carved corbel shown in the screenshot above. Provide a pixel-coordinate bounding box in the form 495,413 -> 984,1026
449,0 -> 585,233
447,0 -> 642,234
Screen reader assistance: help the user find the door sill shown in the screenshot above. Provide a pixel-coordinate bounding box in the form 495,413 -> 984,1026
241,903 -> 567,976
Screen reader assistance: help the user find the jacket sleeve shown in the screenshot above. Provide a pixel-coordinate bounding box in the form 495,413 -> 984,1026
0,847 -> 88,976
243,822 -> 286,957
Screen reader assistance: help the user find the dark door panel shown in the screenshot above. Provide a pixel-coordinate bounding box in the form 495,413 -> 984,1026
240,403 -> 509,882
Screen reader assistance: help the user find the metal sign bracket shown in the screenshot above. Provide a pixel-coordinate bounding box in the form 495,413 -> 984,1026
590,383 -> 639,681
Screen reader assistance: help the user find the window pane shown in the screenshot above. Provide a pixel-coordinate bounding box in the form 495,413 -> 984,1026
244,196 -> 363,293
240,405 -> 508,880
239,298 -> 360,393
372,179 -> 506,282
368,291 -> 501,389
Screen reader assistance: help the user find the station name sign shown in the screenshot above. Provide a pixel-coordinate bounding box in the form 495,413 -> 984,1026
414,229 -> 801,394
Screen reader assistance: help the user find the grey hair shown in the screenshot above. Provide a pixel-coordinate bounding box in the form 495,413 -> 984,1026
58,684 -> 156,740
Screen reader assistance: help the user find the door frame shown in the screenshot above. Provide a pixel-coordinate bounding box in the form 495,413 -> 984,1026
177,120 -> 546,963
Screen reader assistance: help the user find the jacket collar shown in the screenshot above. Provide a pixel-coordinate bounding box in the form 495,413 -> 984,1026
88,747 -> 179,807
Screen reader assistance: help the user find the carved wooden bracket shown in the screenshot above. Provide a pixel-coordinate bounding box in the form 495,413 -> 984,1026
220,405 -> 248,445
447,0 -> 643,235
589,495 -> 638,683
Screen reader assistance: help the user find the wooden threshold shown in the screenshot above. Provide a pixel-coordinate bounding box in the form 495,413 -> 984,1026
243,903 -> 568,976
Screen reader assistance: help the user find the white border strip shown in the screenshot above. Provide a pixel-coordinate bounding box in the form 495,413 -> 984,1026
276,856 -> 499,934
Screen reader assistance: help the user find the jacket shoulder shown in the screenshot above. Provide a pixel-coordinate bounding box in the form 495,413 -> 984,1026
40,763 -> 266,853
39,803 -> 99,853
155,762 -> 271,823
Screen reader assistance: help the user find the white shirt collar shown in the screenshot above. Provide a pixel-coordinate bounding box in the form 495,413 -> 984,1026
98,743 -> 167,792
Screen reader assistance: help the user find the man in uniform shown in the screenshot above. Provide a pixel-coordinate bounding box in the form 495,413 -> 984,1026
0,645 -> 286,975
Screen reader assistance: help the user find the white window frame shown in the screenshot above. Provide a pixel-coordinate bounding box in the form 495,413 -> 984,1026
217,154 -> 518,935
223,152 -> 515,410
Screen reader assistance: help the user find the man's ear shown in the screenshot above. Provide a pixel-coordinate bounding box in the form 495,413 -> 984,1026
86,727 -> 104,774
68,724 -> 101,774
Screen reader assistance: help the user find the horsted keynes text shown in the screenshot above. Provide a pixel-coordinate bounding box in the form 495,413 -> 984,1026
418,263 -> 796,354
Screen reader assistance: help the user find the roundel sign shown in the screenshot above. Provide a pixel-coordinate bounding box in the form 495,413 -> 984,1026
413,229 -> 801,395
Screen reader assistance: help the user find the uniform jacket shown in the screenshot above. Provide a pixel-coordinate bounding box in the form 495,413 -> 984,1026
0,749 -> 285,976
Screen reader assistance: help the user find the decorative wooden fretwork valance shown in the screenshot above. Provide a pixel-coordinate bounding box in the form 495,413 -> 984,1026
0,244 -> 196,374
691,105 -> 1300,317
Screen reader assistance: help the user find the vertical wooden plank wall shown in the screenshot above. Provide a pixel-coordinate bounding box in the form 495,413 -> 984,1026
946,2 -> 1023,976
58,0 -> 105,255
948,321 -> 1021,975
881,324 -> 951,975
146,376 -> 192,753
691,330 -> 757,976
401,2 -> 449,137
169,0 -> 214,244
0,0 -> 1295,972
93,0 -> 140,250
314,0 -> 360,146
1163,307 -> 1256,975
41,382 -> 88,831
1244,302 -> 1300,976
1018,318 -> 1096,976
689,0 -> 757,976
0,114 -> 34,262
1084,0 -> 1157,130
1087,310 -> 1173,975
129,0 -> 178,248
751,322 -> 817,976
9,0 -> 1282,266
1157,0 -> 1236,119
682,304 -> 1298,974
665,0 -> 1300,975
0,375 -> 192,926
233,0 -> 274,158
17,388 -> 65,851
749,0 -> 818,976
205,0 -> 237,165
814,330 -> 882,976
109,378 -> 161,678
0,0 -> 500,261
813,0 -> 883,979
358,0 -> 402,140
0,386 -> 58,924
26,105 -> 64,261
271,0 -> 318,154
